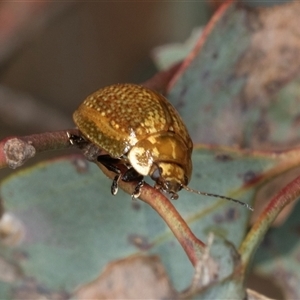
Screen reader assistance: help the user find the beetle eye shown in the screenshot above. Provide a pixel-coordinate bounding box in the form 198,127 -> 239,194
151,166 -> 162,180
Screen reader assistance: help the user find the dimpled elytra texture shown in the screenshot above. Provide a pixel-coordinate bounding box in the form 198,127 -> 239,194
73,83 -> 193,158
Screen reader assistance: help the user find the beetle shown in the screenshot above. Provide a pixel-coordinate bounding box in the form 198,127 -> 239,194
71,83 -> 252,209
72,83 -> 192,200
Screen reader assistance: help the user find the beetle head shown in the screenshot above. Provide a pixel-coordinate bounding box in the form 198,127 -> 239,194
150,162 -> 253,210
150,162 -> 188,200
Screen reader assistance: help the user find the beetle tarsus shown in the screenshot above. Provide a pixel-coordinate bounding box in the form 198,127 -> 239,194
67,132 -> 88,147
170,192 -> 179,200
132,180 -> 144,199
111,174 -> 121,195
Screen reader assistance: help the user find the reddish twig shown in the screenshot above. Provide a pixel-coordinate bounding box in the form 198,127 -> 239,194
0,128 -> 207,265
0,129 -> 79,169
141,62 -> 182,94
167,0 -> 234,91
96,162 -> 206,266
239,174 -> 300,270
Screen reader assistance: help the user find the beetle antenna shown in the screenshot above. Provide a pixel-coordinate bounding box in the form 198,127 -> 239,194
182,185 -> 253,211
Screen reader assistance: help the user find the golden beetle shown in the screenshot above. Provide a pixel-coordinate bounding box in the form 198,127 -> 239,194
72,83 -> 252,209
73,83 -> 192,200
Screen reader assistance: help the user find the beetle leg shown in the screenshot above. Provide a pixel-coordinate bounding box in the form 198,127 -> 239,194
97,155 -> 123,195
111,174 -> 121,195
121,168 -> 143,182
132,180 -> 144,199
121,168 -> 144,199
97,155 -> 145,198
98,155 -> 142,197
97,155 -> 122,174
67,132 -> 88,147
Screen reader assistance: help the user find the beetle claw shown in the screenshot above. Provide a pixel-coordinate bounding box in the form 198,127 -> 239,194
111,174 -> 121,195
67,132 -> 87,147
132,180 -> 144,199
170,192 -> 179,200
